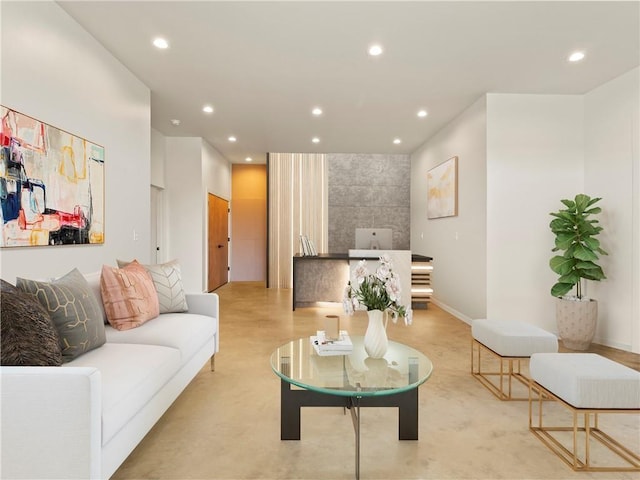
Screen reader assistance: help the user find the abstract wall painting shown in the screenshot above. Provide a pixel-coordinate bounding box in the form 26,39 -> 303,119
0,106 -> 104,247
427,156 -> 458,219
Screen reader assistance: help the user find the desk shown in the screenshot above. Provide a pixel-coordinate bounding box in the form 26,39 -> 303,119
292,253 -> 433,310
270,336 -> 433,479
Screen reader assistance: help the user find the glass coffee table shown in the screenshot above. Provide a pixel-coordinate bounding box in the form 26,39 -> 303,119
270,336 -> 433,479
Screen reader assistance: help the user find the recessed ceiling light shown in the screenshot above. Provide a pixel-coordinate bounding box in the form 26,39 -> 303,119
312,137 -> 320,144
368,44 -> 383,56
312,107 -> 323,116
245,157 -> 253,162
393,138 -> 402,144
417,110 -> 428,118
152,37 -> 169,49
202,105 -> 214,114
170,119 -> 180,126
228,136 -> 237,142
568,51 -> 585,62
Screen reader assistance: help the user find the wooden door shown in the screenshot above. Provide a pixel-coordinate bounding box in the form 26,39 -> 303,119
208,194 -> 229,292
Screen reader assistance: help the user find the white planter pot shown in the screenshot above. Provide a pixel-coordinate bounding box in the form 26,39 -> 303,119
555,298 -> 597,350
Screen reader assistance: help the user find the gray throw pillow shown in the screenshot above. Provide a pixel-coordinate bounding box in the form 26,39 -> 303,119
117,259 -> 188,313
16,268 -> 106,362
1,278 -> 19,294
1,285 -> 63,366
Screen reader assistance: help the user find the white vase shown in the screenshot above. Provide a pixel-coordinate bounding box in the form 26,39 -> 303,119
364,309 -> 388,359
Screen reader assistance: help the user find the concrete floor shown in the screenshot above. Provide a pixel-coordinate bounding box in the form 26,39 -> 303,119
112,282 -> 639,480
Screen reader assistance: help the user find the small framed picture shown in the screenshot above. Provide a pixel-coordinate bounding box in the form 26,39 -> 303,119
427,156 -> 458,219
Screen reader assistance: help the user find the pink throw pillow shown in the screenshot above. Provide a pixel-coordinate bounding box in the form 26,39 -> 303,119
100,261 -> 160,330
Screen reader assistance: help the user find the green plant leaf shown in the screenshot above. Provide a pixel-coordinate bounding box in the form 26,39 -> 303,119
586,196 -> 603,207
574,194 -> 591,213
575,261 -> 599,269
582,265 -> 606,280
580,223 -> 600,236
573,244 -> 598,261
550,256 -> 574,275
551,282 -> 574,297
560,199 -> 575,209
554,232 -> 576,250
584,207 -> 602,215
597,247 -> 608,256
583,237 -> 600,250
557,272 -> 579,284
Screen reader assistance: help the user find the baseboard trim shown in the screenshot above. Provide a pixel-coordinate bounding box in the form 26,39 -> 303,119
430,298 -> 473,325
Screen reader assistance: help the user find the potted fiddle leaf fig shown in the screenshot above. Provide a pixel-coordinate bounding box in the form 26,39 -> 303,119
549,194 -> 607,350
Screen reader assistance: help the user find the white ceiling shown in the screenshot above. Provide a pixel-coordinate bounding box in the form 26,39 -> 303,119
58,1 -> 639,164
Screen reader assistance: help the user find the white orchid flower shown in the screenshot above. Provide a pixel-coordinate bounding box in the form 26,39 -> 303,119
404,309 -> 413,326
354,260 -> 369,285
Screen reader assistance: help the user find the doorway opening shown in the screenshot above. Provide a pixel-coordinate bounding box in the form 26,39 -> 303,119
208,193 -> 229,292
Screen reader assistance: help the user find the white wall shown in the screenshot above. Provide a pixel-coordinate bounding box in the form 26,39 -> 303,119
165,138 -> 204,292
411,76 -> 639,353
202,141 -> 232,201
411,97 -> 487,321
164,137 -> 231,292
486,94 -> 584,335
150,128 -> 166,188
584,67 -> 640,352
0,1 -> 151,282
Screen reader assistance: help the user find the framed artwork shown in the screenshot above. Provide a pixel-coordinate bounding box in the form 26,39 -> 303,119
427,156 -> 458,219
0,106 -> 104,247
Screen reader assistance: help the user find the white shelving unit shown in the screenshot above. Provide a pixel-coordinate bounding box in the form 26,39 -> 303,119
411,259 -> 433,307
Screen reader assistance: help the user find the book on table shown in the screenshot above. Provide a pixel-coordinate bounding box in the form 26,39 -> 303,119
310,330 -> 353,356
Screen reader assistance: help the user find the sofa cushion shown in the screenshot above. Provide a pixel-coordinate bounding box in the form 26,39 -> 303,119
63,343 -> 181,445
117,259 -> 188,314
472,319 -> 558,357
101,261 -> 160,331
16,269 -> 106,362
1,286 -> 63,366
105,313 -> 216,362
530,353 -> 640,409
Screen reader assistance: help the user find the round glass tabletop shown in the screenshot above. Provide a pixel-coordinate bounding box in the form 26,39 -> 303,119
270,336 -> 433,397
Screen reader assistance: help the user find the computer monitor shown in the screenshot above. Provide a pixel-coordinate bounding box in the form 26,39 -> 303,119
354,228 -> 392,250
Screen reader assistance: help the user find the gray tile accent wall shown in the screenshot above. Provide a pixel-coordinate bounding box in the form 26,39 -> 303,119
328,153 -> 410,253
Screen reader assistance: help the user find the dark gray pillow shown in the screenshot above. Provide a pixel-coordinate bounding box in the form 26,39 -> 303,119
17,268 -> 106,362
1,288 -> 63,366
1,278 -> 19,294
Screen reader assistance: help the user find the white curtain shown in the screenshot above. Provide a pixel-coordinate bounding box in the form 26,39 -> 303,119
268,153 -> 327,288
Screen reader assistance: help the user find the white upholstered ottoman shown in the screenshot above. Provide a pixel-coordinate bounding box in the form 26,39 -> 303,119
471,319 -> 558,400
529,353 -> 640,471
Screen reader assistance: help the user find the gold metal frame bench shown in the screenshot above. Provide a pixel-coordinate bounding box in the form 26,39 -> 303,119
529,379 -> 640,472
470,337 -> 530,401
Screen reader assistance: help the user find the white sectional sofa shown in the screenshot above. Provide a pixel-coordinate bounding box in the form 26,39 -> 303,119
1,274 -> 219,480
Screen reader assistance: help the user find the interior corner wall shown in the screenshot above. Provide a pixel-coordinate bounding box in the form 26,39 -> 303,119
584,67 -> 640,353
150,128 -> 166,189
164,138 -> 231,292
0,1 -> 151,282
410,96 -> 487,322
486,94 -> 584,335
